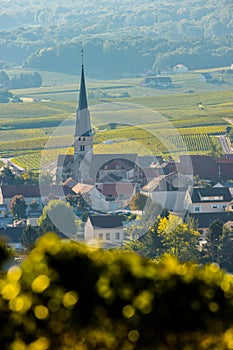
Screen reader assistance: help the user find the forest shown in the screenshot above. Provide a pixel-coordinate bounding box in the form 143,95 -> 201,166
0,0 -> 232,78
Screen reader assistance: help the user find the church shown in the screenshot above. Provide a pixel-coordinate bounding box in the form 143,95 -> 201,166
55,63 -> 157,191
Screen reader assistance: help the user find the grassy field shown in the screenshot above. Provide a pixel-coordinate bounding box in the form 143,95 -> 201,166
1,68 -> 232,170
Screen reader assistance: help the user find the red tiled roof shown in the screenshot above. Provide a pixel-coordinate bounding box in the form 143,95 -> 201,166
72,183 -> 94,195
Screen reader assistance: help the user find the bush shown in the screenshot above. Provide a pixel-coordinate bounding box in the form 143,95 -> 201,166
1,233 -> 233,349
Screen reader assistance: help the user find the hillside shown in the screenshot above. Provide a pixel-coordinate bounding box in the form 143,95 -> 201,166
0,0 -> 232,78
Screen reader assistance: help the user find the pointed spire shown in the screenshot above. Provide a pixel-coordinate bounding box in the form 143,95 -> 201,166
75,52 -> 92,137
78,64 -> 88,111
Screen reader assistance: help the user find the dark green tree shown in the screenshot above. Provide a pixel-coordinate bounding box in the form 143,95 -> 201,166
9,194 -> 27,219
0,166 -> 16,184
0,166 -> 24,184
29,200 -> 40,214
38,200 -> 77,237
129,193 -> 148,211
0,89 -> 12,103
0,239 -> 12,269
65,193 -> 88,210
204,219 -> 224,264
21,225 -> 39,250
220,225 -> 233,272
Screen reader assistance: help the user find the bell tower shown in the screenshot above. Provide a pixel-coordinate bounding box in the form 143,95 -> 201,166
73,51 -> 93,182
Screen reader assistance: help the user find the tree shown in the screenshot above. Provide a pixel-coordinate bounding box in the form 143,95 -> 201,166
0,166 -> 16,184
157,213 -> 200,262
220,225 -> 233,272
204,219 -> 224,264
65,193 -> 88,210
0,239 -> 12,269
29,200 -> 40,214
208,142 -> 224,159
21,225 -> 39,250
9,194 -> 27,219
129,193 -> 148,211
127,200 -> 162,240
0,166 -> 24,185
38,200 -> 77,237
22,170 -> 39,184
0,89 -> 13,103
226,126 -> 232,135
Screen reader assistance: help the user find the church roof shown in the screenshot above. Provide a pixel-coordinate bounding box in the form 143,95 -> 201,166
75,65 -> 92,137
90,154 -> 138,182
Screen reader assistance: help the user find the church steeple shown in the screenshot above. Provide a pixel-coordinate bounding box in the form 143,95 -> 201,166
73,53 -> 93,177
75,53 -> 92,137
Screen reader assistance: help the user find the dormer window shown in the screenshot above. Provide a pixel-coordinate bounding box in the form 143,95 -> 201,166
201,196 -> 223,201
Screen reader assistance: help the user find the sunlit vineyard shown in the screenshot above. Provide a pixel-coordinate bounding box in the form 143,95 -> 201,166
11,147 -> 74,170
166,133 -> 213,151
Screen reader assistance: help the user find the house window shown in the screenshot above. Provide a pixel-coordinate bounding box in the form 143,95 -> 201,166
106,232 -> 110,240
99,233 -> 103,240
194,206 -> 200,212
212,204 -> 218,209
115,232 -> 120,240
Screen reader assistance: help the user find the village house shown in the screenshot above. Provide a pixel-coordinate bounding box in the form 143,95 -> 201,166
84,215 -> 124,246
189,212 -> 233,236
140,171 -> 190,212
177,155 -> 233,183
184,187 -> 232,214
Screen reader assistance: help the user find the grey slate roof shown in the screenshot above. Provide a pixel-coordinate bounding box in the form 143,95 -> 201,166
190,212 -> 233,229
191,187 -> 232,203
89,215 -> 123,229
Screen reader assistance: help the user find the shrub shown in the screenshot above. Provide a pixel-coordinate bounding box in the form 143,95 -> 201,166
1,233 -> 233,349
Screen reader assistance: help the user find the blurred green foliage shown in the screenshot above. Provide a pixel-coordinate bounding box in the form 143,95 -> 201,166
1,233 -> 233,349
